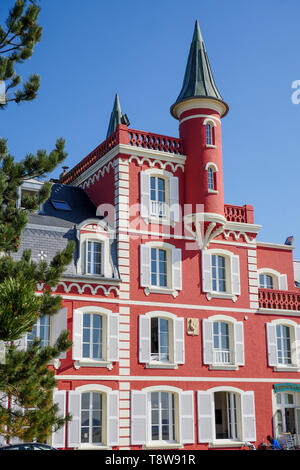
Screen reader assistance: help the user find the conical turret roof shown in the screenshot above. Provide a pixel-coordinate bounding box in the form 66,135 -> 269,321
106,94 -> 130,138
170,21 -> 228,118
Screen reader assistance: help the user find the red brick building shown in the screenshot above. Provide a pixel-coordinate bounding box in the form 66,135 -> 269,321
11,21 -> 300,450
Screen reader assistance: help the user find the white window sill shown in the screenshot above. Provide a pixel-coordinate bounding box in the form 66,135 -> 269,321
142,216 -> 175,227
274,365 -> 300,372
206,292 -> 238,302
143,442 -> 183,450
206,144 -> 216,149
209,440 -> 245,448
73,359 -> 113,370
208,188 -> 218,194
76,444 -> 112,450
209,364 -> 239,371
146,362 -> 178,369
144,287 -> 178,298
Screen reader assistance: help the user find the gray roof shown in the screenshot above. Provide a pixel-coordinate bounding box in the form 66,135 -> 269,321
13,183 -> 120,280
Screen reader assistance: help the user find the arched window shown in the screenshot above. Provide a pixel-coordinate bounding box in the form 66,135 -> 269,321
150,175 -> 166,218
202,249 -> 240,301
259,273 -> 274,289
266,319 -> 300,370
205,162 -> 218,192
206,123 -> 213,146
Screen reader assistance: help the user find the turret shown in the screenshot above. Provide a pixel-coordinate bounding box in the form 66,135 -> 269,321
170,21 -> 229,247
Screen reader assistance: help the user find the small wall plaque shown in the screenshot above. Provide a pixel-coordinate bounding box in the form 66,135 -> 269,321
187,318 -> 199,336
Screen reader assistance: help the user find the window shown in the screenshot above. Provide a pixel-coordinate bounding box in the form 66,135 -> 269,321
207,167 -> 215,190
27,315 -> 50,349
131,387 -> 194,447
266,320 -> 300,370
150,176 -> 166,218
86,241 -> 102,275
213,322 -> 230,364
151,248 -> 167,287
140,243 -> 182,296
72,307 -> 119,368
206,124 -> 214,146
82,313 -> 104,360
276,325 -> 292,365
150,391 -> 175,442
212,255 -> 226,293
258,269 -> 288,291
81,392 -> 103,445
203,119 -> 216,147
140,170 -> 179,224
50,199 -> 72,211
259,273 -> 274,289
67,386 -> 119,449
139,312 -> 184,368
151,317 -> 169,362
202,250 -> 240,301
15,308 -> 68,367
274,392 -> 300,442
202,316 -> 244,369
197,388 -> 256,445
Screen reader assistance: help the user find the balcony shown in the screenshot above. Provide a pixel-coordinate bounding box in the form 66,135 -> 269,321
258,289 -> 300,311
213,349 -> 232,365
224,204 -> 254,224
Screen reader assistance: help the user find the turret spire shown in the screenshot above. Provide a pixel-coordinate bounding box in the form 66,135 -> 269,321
170,21 -> 228,118
106,94 -> 130,138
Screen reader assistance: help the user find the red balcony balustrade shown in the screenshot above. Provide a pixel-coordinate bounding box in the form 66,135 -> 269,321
259,289 -> 300,311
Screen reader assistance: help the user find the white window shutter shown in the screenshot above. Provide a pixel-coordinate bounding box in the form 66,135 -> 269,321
295,325 -> 300,367
197,391 -> 214,443
139,315 -> 151,364
140,172 -> 150,219
131,390 -> 148,445
172,247 -> 182,290
230,254 -> 240,295
266,323 -> 277,367
174,317 -> 185,364
52,391 -> 66,448
234,321 -> 245,366
202,251 -> 212,293
67,391 -> 81,448
107,313 -> 119,362
107,391 -> 119,447
241,391 -> 256,442
72,310 -> 82,361
52,307 -> 68,359
202,319 -> 214,365
279,274 -> 288,291
169,175 -> 179,222
14,334 -> 27,351
140,244 -> 151,287
179,391 -> 194,444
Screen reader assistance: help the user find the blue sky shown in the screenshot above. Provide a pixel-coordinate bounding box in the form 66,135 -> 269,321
2,0 -> 300,259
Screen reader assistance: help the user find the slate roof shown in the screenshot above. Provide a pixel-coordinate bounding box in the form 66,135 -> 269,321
13,183 -> 120,280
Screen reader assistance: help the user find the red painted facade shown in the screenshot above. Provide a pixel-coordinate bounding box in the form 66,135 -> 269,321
44,28 -> 300,451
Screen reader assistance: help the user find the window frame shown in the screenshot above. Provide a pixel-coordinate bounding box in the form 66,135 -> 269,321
67,384 -> 119,450
205,162 -> 218,193
203,118 -> 217,148
202,315 -> 244,370
197,387 -> 256,446
258,268 -> 288,291
72,306 -> 119,370
85,240 -> 103,276
139,311 -> 184,369
131,386 -> 194,448
140,169 -> 180,226
202,249 -> 240,302
140,242 -> 182,297
266,319 -> 300,371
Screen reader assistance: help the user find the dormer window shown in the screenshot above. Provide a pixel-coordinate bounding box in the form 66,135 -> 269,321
86,241 -> 103,275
